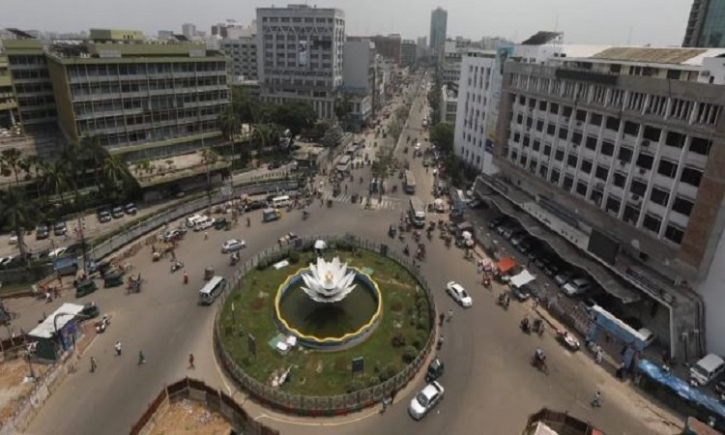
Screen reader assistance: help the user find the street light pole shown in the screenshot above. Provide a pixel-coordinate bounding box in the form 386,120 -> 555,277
25,342 -> 37,380
77,215 -> 89,276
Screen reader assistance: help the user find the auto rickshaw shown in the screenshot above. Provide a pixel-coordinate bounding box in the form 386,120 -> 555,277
103,269 -> 125,288
81,302 -> 100,319
75,279 -> 98,298
126,274 -> 142,294
388,224 -> 398,238
425,357 -> 445,382
204,266 -> 215,281
213,218 -> 228,231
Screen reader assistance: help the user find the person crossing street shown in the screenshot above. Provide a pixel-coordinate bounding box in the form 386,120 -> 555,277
138,350 -> 146,365
188,353 -> 195,369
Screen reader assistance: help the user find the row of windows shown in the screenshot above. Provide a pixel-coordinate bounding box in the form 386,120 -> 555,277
91,119 -> 218,148
77,106 -> 222,132
262,16 -> 338,24
66,62 -> 226,77
70,78 -> 225,96
72,92 -> 227,116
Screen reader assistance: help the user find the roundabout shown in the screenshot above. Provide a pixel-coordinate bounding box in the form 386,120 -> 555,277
216,236 -> 435,402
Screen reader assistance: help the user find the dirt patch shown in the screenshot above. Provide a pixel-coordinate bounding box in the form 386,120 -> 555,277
149,399 -> 229,435
0,358 -> 51,426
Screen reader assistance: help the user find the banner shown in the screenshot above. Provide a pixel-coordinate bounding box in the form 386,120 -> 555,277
298,40 -> 308,66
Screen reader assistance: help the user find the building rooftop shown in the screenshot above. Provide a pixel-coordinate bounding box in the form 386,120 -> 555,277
589,46 -> 725,66
29,303 -> 85,339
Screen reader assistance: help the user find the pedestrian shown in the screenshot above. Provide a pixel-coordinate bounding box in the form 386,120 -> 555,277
447,309 -> 453,322
204,231 -> 209,241
183,271 -> 189,285
138,350 -> 146,365
595,347 -> 603,365
53,286 -> 60,299
590,391 -> 602,408
189,353 -> 195,369
114,340 -> 122,356
438,313 -> 445,326
381,397 -> 389,413
90,356 -> 97,373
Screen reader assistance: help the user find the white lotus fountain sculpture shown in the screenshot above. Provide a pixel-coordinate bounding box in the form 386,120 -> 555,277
300,257 -> 357,303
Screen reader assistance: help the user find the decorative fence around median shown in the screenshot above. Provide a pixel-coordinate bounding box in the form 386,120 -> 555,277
213,233 -> 438,416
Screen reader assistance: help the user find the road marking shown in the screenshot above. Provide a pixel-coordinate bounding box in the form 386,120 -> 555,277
254,408 -> 381,426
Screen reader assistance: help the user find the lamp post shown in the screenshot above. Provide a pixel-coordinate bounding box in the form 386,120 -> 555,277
24,341 -> 38,380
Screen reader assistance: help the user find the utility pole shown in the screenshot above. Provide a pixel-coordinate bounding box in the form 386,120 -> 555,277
76,215 -> 89,276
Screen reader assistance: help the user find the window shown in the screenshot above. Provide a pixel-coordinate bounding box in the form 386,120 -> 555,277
606,196 -> 621,214
514,132 -> 521,143
672,197 -> 694,216
581,160 -> 593,174
562,106 -> 573,117
590,113 -> 603,126
601,141 -> 615,156
539,101 -> 547,111
643,126 -> 661,142
536,120 -> 544,132
523,136 -> 531,147
572,132 -> 583,145
618,147 -> 633,162
517,114 -> 523,124
636,153 -> 654,170
544,145 -> 552,156
605,117 -> 620,131
567,155 -> 578,168
549,103 -> 559,114
650,187 -> 669,206
690,137 -> 712,156
643,214 -> 662,233
665,131 -> 686,148
680,167 -> 702,188
547,123 -> 556,135
585,136 -> 598,150
510,150 -> 518,162
657,159 -> 678,178
519,154 -> 527,166
550,169 -> 560,184
595,166 -> 609,181
624,121 -> 640,136
563,175 -> 574,191
555,149 -> 564,161
630,180 -> 647,196
558,128 -> 569,140
575,110 -> 587,122
623,205 -> 641,225
526,117 -> 533,128
576,182 -> 588,196
665,224 -> 684,244
533,140 -> 541,151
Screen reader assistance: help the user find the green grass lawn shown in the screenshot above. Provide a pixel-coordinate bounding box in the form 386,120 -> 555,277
219,248 -> 432,396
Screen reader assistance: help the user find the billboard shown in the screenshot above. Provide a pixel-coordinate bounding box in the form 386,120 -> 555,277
484,44 -> 514,150
298,40 -> 308,66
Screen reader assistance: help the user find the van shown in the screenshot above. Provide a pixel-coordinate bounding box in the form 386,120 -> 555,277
186,214 -> 205,228
193,216 -> 213,231
690,353 -> 725,386
271,195 -> 290,208
199,276 -> 226,305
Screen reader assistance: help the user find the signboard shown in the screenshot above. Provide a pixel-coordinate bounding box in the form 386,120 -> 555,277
298,40 -> 308,66
484,45 -> 514,152
351,357 -> 364,375
247,333 -> 256,357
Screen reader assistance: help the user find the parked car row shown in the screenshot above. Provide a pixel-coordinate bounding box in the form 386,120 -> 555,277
97,203 -> 137,223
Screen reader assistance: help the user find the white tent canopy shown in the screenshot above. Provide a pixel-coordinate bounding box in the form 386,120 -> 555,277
29,303 -> 85,339
314,240 -> 327,250
510,269 -> 536,289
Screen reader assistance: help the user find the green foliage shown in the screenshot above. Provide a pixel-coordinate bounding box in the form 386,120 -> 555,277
288,251 -> 300,264
271,102 -> 318,137
256,259 -> 269,270
379,363 -> 398,382
391,333 -> 406,348
321,123 -> 344,148
429,123 -> 454,154
412,330 -> 429,350
402,345 -> 418,364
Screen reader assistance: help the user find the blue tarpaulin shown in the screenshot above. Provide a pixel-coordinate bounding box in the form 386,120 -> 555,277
638,359 -> 725,419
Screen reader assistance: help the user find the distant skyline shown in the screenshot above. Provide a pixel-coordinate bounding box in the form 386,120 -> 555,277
4,0 -> 693,46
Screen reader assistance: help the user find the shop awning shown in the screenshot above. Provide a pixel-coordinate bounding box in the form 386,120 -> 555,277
497,257 -> 516,275
510,269 -> 536,289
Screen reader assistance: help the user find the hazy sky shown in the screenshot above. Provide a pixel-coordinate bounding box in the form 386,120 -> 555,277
4,0 -> 692,46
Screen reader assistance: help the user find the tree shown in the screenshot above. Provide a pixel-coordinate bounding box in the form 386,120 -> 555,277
101,154 -> 134,197
271,102 -> 317,137
41,160 -> 72,206
334,94 -> 355,130
429,122 -> 454,154
0,147 -> 28,184
219,106 -> 242,166
23,154 -> 45,198
79,135 -> 108,188
321,123 -> 343,148
0,187 -> 39,263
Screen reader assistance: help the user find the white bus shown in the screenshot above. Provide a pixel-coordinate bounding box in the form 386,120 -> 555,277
409,197 -> 426,228
199,276 -> 227,305
336,155 -> 352,173
403,170 -> 416,194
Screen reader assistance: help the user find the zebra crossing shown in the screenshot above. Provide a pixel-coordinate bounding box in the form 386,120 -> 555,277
320,190 -> 404,210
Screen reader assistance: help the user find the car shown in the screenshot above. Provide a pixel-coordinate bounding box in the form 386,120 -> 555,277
124,203 -> 138,215
8,231 -> 18,245
518,239 -> 534,255
97,207 -> 111,223
388,224 -> 397,238
54,220 -> 67,236
446,281 -> 473,307
414,142 -> 421,151
111,205 -> 124,219
512,284 -> 532,301
561,277 -> 591,296
409,381 -> 444,420
163,228 -> 187,242
222,239 -> 246,253
554,271 -> 573,286
501,226 -> 519,240
488,216 -> 507,229
0,256 -> 13,268
267,161 -> 283,170
36,224 -> 50,240
543,260 -> 561,277
48,247 -> 68,259
510,232 -> 528,247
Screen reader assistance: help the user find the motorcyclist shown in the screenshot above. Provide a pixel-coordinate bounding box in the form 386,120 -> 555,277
520,316 -> 530,331
114,340 -> 122,356
403,245 -> 410,256
534,348 -> 545,364
231,252 -> 239,264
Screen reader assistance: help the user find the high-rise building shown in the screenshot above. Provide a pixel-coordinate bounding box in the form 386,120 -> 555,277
182,23 -> 197,39
256,4 -> 345,120
683,0 -> 725,47
477,41 -> 725,360
416,36 -> 428,59
401,39 -> 417,67
429,7 -> 447,54
342,37 -> 376,126
219,22 -> 258,84
371,34 -> 402,64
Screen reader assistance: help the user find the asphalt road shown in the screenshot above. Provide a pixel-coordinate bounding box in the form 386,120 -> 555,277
18,72 -> 674,435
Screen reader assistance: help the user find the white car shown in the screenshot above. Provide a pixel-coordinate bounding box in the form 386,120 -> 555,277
8,231 -> 18,245
414,142 -> 422,150
446,281 -> 473,307
409,381 -> 444,420
222,239 -> 246,253
48,247 -> 68,259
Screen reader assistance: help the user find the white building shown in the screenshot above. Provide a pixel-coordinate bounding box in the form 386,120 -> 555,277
181,23 -> 197,39
219,23 -> 258,83
453,50 -> 498,174
342,37 -> 376,125
256,4 -> 345,120
440,84 -> 458,124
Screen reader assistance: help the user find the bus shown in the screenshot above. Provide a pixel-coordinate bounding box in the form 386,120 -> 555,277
403,170 -> 416,194
409,197 -> 426,228
335,155 -> 352,173
199,276 -> 227,305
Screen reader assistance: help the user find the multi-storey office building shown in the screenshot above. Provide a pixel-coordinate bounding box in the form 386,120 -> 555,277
256,4 -> 345,120
0,55 -> 18,128
401,40 -> 417,67
440,84 -> 457,124
478,46 -> 725,359
683,0 -> 725,48
342,37 -> 376,126
371,34 -> 401,64
429,7 -> 447,54
220,35 -> 258,83
44,29 -> 228,161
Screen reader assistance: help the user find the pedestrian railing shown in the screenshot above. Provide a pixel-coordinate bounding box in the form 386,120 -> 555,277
213,234 -> 437,416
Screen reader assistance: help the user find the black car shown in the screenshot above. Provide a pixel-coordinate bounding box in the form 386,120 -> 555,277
388,224 -> 397,238
244,200 -> 266,212
543,260 -> 562,277
97,207 -> 112,223
489,216 -> 508,229
54,220 -> 67,236
36,223 -> 50,240
124,203 -> 137,215
111,205 -> 124,219
268,161 -> 283,170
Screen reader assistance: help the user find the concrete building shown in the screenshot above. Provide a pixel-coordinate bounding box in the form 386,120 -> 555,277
182,23 -> 197,39
219,23 -> 258,83
453,50 -> 498,174
441,49 -> 462,85
477,41 -> 725,360
0,55 -> 19,128
429,7 -> 447,54
342,37 -> 375,126
416,36 -> 428,60
683,0 -> 725,48
371,34 -> 401,64
256,4 -> 345,120
401,39 -> 417,67
440,83 -> 457,124
44,29 -> 228,161
157,30 -> 174,41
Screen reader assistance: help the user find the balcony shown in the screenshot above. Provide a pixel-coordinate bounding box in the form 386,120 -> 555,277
659,144 -> 683,162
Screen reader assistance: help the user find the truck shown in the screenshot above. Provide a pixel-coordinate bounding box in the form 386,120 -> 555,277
409,197 -> 426,228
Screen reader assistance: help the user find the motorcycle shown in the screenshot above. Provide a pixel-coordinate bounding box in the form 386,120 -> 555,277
533,318 -> 545,337
531,353 -> 549,374
302,211 -> 309,221
403,246 -> 410,256
497,293 -> 509,310
436,335 -> 444,350
95,315 -> 110,333
520,318 -> 531,334
171,261 -> 184,273
483,275 -> 492,289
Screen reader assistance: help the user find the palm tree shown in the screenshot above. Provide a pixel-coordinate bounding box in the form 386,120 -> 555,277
0,147 -> 27,184
58,141 -> 83,191
23,155 -> 46,198
0,187 -> 38,263
101,154 -> 134,196
79,135 -> 108,187
219,106 -> 241,166
41,160 -> 72,206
